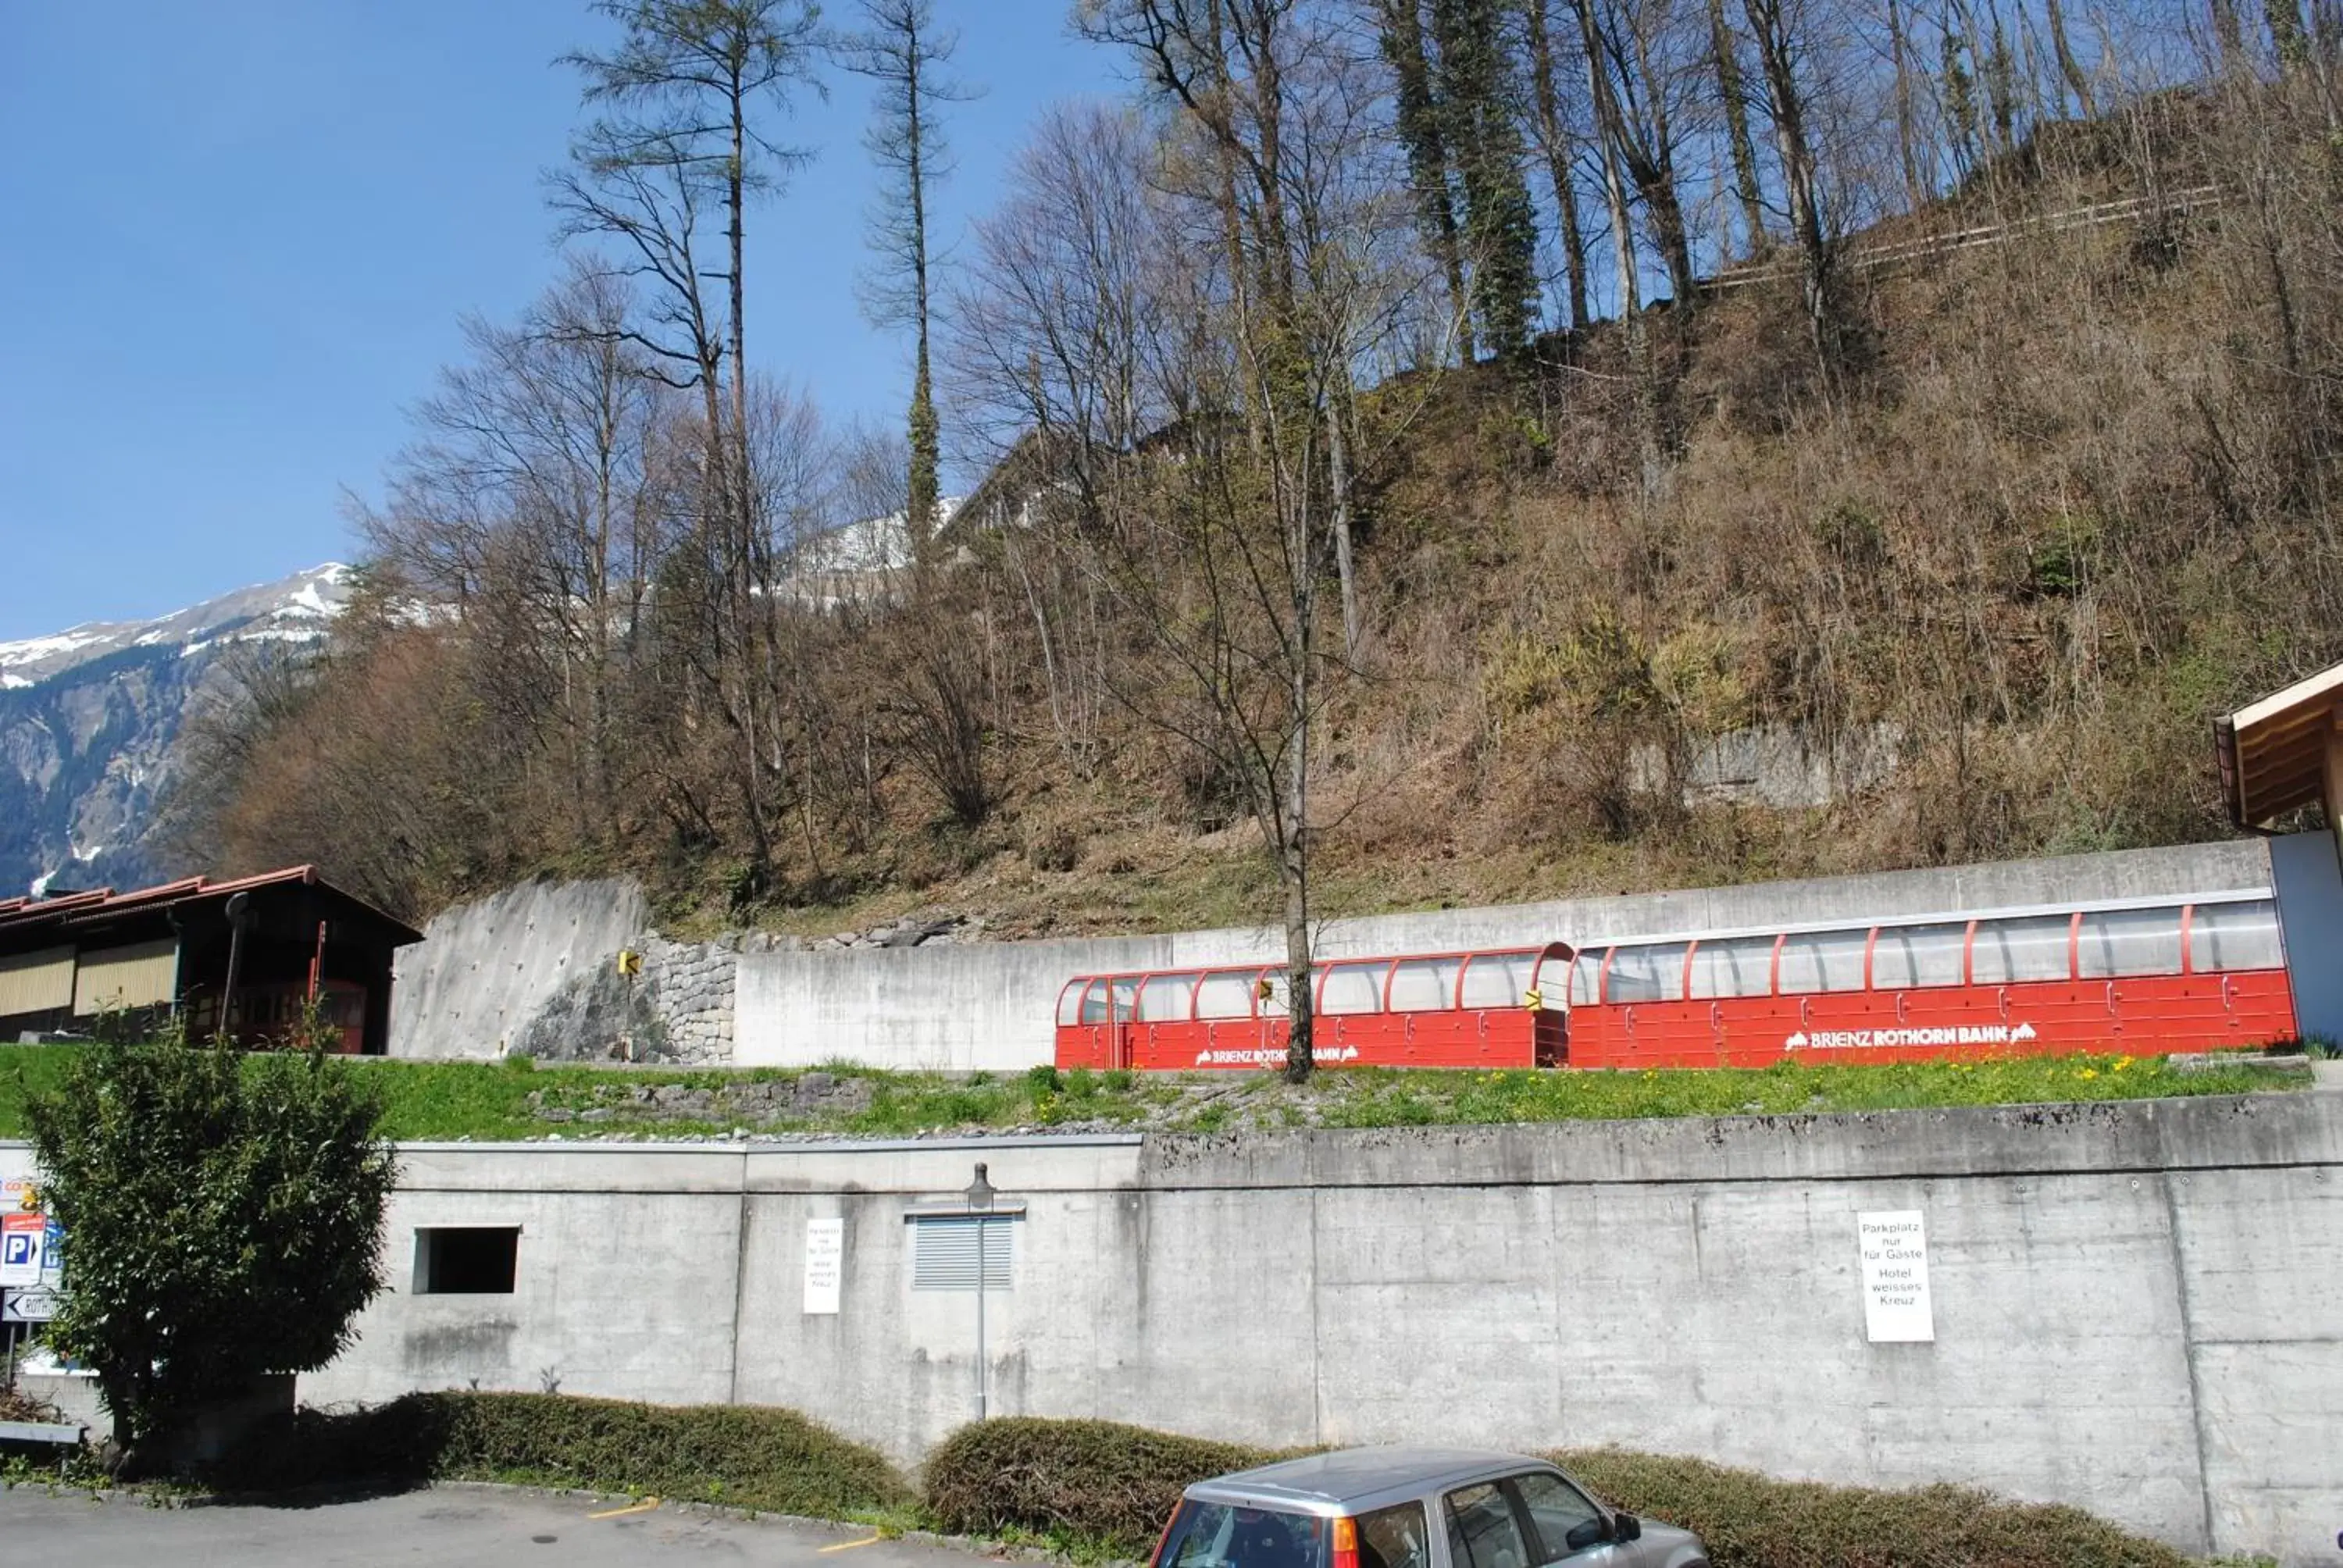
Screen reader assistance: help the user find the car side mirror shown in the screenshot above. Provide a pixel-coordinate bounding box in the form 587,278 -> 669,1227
1612,1513 -> 1641,1543
1564,1520 -> 1607,1552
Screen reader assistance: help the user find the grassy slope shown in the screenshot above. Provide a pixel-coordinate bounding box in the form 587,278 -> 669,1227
0,1044 -> 2301,1143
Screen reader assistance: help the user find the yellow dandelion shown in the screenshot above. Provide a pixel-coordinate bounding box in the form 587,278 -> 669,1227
2079,1067 -> 2099,1081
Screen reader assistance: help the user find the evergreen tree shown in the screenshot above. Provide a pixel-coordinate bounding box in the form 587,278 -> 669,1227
1429,0 -> 1540,355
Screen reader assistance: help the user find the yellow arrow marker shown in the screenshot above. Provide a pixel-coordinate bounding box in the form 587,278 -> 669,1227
588,1497 -> 661,1520
819,1535 -> 886,1553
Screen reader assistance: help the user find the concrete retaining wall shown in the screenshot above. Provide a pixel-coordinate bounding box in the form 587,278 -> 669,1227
732,838 -> 2277,1069
390,879 -> 650,1060
387,837 -> 2295,1069
14,1090 -> 2323,1559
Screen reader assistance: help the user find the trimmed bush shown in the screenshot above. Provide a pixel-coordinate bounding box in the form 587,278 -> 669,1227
924,1417 -> 1281,1552
211,1392 -> 912,1516
1552,1449 -> 2188,1568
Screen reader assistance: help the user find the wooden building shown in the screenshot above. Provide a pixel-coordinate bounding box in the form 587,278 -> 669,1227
0,867 -> 422,1054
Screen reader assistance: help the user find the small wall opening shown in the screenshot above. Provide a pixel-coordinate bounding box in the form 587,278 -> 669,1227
414,1226 -> 519,1294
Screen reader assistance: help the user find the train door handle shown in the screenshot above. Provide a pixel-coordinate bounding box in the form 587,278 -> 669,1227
1999,988 -> 2012,1020
2104,982 -> 2119,1017
1895,992 -> 1910,1023
1623,1006 -> 1637,1035
2220,975 -> 2238,1018
1799,996 -> 1813,1027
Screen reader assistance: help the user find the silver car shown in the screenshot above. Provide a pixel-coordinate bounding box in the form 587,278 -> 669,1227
1149,1449 -> 1710,1568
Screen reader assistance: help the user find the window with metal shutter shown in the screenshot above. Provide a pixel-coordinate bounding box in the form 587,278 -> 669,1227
909,1216 -> 1015,1290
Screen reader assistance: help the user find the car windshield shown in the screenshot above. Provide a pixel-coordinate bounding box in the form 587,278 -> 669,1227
1164,1502 -> 1327,1568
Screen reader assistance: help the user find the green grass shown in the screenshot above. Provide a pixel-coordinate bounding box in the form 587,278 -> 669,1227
0,1042 -> 2302,1144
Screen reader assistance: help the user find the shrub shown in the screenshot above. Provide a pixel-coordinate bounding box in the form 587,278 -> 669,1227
27,1029 -> 397,1472
924,1417 -> 1280,1552
212,1392 -> 913,1517
1552,1449 -> 2188,1568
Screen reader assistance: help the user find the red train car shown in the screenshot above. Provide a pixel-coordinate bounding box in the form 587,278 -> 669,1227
1052,891 -> 2298,1072
1054,946 -> 1574,1071
1563,891 -> 2296,1069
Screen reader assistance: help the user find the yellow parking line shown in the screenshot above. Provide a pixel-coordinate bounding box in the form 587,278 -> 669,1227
588,1497 -> 662,1520
819,1534 -> 886,1552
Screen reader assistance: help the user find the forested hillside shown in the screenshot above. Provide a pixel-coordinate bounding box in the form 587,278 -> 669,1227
180,0 -> 2343,945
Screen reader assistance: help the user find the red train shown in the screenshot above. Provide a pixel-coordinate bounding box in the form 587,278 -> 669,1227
1052,892 -> 2298,1071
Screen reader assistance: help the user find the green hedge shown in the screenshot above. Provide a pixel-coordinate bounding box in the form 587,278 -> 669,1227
917,1419 -> 2187,1568
212,1392 -> 912,1516
1553,1449 -> 2188,1568
923,1417 -> 1282,1552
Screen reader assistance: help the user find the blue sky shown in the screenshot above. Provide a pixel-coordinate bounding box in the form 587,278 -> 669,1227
0,1 -> 1122,640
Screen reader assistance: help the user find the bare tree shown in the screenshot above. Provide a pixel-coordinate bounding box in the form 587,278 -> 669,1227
1072,0 -> 1439,1078
357,266 -> 668,841
555,0 -> 822,885
1522,0 -> 1595,330
843,0 -> 974,558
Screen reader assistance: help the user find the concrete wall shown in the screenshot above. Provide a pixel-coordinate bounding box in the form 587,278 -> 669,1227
14,1087 -> 2306,1563
734,838 -> 2277,1069
388,837 -> 2290,1068
390,879 -> 649,1060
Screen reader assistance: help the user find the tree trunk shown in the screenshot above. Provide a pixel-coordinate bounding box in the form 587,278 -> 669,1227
1573,0 -> 1660,489
1524,0 -> 1592,330
1281,664 -> 1314,1083
1331,383 -> 1360,660
1889,0 -> 1928,208
2041,0 -> 2096,114
1384,0 -> 1478,360
1710,0 -> 1767,253
905,8 -> 941,557
1744,0 -> 1835,387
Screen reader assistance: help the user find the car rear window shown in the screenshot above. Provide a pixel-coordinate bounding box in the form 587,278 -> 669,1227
1161,1502 -> 1327,1568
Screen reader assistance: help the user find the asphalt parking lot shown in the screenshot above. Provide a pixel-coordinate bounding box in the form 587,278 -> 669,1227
0,1483 -> 1000,1566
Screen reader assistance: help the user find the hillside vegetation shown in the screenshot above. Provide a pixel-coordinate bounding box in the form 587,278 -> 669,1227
169,9 -> 2343,943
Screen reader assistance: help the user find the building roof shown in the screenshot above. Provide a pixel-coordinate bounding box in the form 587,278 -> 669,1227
0,865 -> 423,948
2215,662 -> 2343,829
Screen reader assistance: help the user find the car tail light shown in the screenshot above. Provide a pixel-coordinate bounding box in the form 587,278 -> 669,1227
1332,1516 -> 1359,1568
1146,1509 -> 1179,1568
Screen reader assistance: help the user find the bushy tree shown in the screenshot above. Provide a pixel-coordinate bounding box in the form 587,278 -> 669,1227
25,1025 -> 397,1473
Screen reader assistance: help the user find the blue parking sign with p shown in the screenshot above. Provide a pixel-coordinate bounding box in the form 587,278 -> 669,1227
2,1230 -> 33,1267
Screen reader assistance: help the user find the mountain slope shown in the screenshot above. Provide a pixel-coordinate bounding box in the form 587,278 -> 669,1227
0,564 -> 351,896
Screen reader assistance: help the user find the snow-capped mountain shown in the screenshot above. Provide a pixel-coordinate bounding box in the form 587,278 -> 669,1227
0,564 -> 353,897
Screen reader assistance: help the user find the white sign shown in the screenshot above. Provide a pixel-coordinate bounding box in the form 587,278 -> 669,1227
1857,1210 -> 1935,1342
803,1217 -> 844,1315
0,1213 -> 43,1288
1789,1023 -> 2036,1051
3,1285 -> 59,1323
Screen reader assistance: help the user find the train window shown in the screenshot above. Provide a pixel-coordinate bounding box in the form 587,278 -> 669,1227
1389,957 -> 1464,1011
1460,953 -> 1535,1009
2076,908 -> 2183,978
1777,929 -> 1867,993
1078,982 -> 1110,1025
1320,963 -> 1385,1014
1138,973 -> 1201,1022
1196,972 -> 1257,1019
1058,984 -> 1090,1026
1604,943 -> 1688,1004
2189,900 -> 2284,973
1688,936 -> 1778,999
1872,923 -> 1967,989
1568,950 -> 1606,1006
1258,971 -> 1291,1015
1970,915 -> 2074,985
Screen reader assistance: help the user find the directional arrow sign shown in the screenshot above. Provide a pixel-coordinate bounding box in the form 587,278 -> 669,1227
2,1285 -> 61,1323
